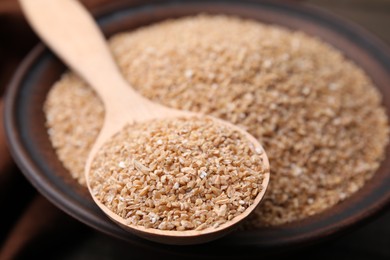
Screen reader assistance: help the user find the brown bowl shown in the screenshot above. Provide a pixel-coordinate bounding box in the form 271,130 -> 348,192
4,0 -> 390,255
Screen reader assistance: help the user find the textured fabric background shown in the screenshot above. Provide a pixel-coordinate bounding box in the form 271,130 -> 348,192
0,0 -> 389,259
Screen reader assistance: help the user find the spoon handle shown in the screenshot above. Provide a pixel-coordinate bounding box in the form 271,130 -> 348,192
19,0 -> 132,103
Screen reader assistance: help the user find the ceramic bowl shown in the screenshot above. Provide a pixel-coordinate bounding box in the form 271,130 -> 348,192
4,0 -> 390,255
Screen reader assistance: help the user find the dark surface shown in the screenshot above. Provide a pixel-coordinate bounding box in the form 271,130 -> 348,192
1,0 -> 390,259
4,0 -> 390,255
8,203 -> 390,259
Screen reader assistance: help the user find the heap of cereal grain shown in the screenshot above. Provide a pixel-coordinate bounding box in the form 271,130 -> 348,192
45,15 -> 389,227
89,117 -> 268,230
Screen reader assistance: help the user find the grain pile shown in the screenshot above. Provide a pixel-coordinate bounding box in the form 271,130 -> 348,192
44,15 -> 389,227
89,117 -> 268,230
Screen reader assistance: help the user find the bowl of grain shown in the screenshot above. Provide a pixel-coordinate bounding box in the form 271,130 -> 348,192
4,0 -> 390,254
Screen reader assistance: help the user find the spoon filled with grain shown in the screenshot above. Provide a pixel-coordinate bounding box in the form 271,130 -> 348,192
20,0 -> 270,244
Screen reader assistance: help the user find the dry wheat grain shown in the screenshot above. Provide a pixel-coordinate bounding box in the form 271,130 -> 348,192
44,15 -> 389,227
89,117 -> 267,230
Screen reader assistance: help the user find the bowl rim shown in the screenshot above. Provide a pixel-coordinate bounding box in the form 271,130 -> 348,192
4,0 -> 390,252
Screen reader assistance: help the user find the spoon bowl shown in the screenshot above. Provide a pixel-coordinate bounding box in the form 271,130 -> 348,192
20,0 -> 270,244
89,111 -> 270,244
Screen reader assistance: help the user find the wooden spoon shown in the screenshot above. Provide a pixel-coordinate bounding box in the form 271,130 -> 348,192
20,0 -> 270,245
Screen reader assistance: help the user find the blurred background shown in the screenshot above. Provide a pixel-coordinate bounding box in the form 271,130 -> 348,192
0,0 -> 389,259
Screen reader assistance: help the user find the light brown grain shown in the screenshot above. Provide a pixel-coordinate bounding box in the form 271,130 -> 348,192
44,15 -> 389,227
89,117 -> 267,230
